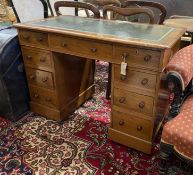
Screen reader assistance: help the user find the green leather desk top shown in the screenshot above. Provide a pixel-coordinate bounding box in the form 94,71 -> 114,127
14,15 -> 185,49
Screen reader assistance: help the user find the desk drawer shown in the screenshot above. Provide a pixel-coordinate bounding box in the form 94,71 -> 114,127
22,47 -> 53,70
114,88 -> 154,116
50,34 -> 112,60
112,110 -> 152,141
29,85 -> 58,108
19,30 -> 48,48
26,68 -> 54,89
114,65 -> 157,96
114,46 -> 160,70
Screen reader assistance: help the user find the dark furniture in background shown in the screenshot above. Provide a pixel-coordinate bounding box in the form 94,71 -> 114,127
54,1 -> 100,18
142,0 -> 193,18
122,0 -> 167,24
103,5 -> 155,22
0,27 -> 29,121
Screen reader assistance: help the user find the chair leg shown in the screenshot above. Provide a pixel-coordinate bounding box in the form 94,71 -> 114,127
159,143 -> 174,174
159,151 -> 171,174
106,63 -> 111,99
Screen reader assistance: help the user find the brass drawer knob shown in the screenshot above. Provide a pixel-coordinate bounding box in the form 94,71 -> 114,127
119,97 -> 126,103
144,55 -> 151,62
40,57 -> 46,62
91,48 -> 97,53
120,75 -> 127,81
119,119 -> 125,126
34,93 -> 39,99
138,101 -> 145,109
61,41 -> 67,47
141,78 -> 148,86
29,74 -> 35,80
42,77 -> 48,82
38,37 -> 43,42
45,97 -> 52,102
26,56 -> 32,60
137,125 -> 143,131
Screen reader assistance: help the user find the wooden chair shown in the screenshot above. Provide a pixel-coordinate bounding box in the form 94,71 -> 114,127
103,5 -> 155,99
83,0 -> 121,18
83,0 -> 121,7
9,0 -> 49,22
122,0 -> 167,24
54,1 -> 100,18
103,5 -> 155,23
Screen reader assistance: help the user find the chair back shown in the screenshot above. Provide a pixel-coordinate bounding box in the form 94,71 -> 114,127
103,5 -> 154,24
83,0 -> 121,7
10,0 -> 48,22
122,1 -> 167,24
54,1 -> 100,18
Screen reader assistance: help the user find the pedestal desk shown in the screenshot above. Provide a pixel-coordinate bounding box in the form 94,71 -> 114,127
14,16 -> 184,153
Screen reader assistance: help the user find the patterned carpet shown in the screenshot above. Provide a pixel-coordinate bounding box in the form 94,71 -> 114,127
0,62 -> 188,175
0,116 -> 11,131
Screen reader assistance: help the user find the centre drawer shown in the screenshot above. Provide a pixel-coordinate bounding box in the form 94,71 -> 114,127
114,45 -> 161,70
49,34 -> 113,60
26,68 -> 54,89
22,47 -> 53,70
113,88 -> 154,116
112,109 -> 153,141
114,65 -> 157,96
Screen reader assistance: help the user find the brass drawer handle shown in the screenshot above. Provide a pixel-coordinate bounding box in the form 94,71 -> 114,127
38,37 -> 43,42
29,74 -> 35,80
34,93 -> 39,99
119,119 -> 125,126
119,97 -> 126,103
137,125 -> 143,131
26,56 -> 32,60
40,57 -> 46,62
144,55 -> 151,62
91,48 -> 97,53
138,101 -> 145,109
45,97 -> 52,102
120,75 -> 127,81
61,41 -> 67,47
141,78 -> 148,86
42,77 -> 48,82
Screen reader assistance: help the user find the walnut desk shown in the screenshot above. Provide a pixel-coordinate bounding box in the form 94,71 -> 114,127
14,16 -> 184,153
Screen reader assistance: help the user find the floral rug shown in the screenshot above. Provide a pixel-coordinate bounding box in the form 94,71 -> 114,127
0,116 -> 11,131
0,61 -> 188,175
